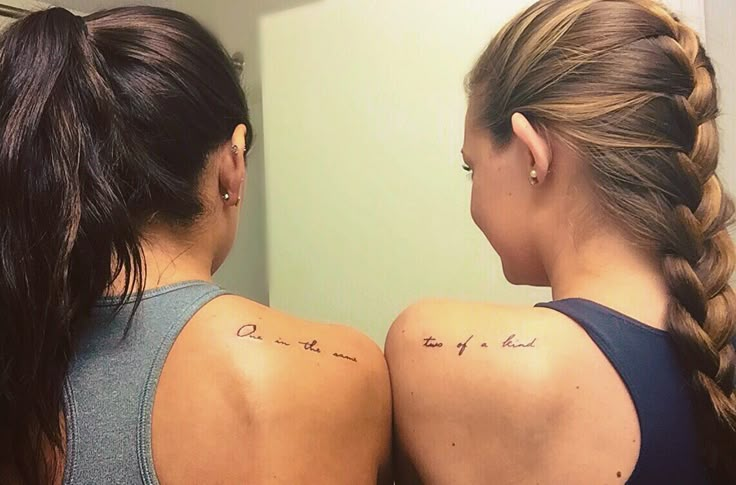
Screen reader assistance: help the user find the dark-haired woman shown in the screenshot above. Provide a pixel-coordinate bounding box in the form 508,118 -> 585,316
0,7 -> 391,484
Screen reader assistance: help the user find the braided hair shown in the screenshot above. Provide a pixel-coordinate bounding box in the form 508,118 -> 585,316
468,0 -> 736,480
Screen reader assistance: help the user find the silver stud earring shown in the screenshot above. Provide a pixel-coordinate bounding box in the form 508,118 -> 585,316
231,145 -> 239,154
529,169 -> 539,186
223,192 -> 230,201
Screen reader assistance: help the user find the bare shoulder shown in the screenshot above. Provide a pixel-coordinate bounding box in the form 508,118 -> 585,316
386,298 -> 573,419
153,294 -> 392,485
386,299 -> 640,484
205,294 -> 389,380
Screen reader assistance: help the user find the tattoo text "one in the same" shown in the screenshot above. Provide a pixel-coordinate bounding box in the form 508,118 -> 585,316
237,324 -> 359,363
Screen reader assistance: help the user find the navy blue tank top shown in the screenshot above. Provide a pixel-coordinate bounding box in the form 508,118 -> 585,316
535,298 -> 713,484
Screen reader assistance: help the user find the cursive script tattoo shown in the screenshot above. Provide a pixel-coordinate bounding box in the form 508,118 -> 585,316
422,333 -> 539,355
235,325 -> 357,363
501,334 -> 537,349
298,339 -> 322,353
423,336 -> 444,348
457,335 -> 474,356
333,353 -> 358,362
237,324 -> 258,338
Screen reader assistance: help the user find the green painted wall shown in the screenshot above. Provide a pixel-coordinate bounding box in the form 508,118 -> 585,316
260,0 -> 550,345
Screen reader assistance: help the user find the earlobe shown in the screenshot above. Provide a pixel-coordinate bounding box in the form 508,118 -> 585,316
529,168 -> 539,186
511,113 -> 552,185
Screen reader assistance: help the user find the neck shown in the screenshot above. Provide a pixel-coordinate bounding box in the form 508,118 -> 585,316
111,223 -> 214,294
543,227 -> 670,329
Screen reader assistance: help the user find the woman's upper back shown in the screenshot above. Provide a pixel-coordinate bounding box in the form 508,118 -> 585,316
63,281 -> 227,484
536,298 -> 710,484
386,298 -> 713,484
0,7 -> 259,482
65,281 -> 392,484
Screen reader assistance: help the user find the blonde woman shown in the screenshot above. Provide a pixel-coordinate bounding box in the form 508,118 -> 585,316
386,1 -> 736,483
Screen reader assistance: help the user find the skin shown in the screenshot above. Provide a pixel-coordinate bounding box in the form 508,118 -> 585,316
92,126 -> 392,485
386,107 -> 672,484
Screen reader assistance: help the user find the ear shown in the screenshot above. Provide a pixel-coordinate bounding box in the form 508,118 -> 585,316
219,123 -> 248,207
511,113 -> 552,184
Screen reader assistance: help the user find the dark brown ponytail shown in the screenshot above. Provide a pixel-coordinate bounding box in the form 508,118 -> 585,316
0,6 -> 252,483
0,9 -> 142,482
642,5 -> 736,477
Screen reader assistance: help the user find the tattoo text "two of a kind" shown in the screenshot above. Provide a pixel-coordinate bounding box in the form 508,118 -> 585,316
423,333 -> 537,356
237,324 -> 358,363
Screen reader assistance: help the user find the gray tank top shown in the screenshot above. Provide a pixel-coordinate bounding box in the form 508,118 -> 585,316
62,281 -> 227,484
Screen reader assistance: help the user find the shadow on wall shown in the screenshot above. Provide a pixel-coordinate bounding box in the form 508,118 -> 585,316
174,0 -> 322,305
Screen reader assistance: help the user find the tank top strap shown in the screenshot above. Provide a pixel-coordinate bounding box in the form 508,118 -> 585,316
136,282 -> 228,485
534,298 -> 707,484
63,281 -> 228,485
